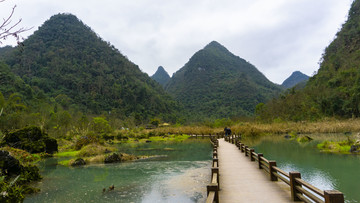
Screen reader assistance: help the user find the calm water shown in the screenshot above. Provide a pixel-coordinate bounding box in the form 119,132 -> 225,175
25,139 -> 212,203
248,135 -> 360,203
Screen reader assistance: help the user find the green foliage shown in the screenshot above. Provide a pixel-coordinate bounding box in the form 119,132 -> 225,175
150,118 -> 161,127
258,0 -> 360,121
317,139 -> 353,154
2,13 -> 180,124
165,41 -> 281,121
74,134 -> 101,150
90,117 -> 112,134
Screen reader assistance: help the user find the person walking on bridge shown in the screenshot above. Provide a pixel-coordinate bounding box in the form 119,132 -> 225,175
224,127 -> 231,137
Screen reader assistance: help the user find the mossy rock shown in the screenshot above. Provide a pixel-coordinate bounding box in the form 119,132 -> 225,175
71,158 -> 86,167
297,136 -> 313,143
2,126 -> 58,154
0,150 -> 22,176
104,153 -> 122,163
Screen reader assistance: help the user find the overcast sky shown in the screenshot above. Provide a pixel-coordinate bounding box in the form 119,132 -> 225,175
0,0 -> 354,84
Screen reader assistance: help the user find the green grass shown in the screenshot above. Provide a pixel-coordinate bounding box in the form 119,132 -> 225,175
317,140 -> 353,154
55,150 -> 80,157
58,159 -> 73,166
147,134 -> 190,142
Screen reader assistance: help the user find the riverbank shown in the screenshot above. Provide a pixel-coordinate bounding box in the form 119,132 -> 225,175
151,118 -> 360,137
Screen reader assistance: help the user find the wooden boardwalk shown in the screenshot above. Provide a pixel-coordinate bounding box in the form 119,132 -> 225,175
218,138 -> 293,202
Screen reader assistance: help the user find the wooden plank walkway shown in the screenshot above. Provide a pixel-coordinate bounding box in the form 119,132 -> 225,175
218,138 -> 294,202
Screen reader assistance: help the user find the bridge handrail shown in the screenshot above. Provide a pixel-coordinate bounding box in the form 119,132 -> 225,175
233,139 -> 344,203
206,136 -> 220,203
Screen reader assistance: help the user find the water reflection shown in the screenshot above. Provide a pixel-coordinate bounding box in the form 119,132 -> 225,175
25,139 -> 212,203
250,135 -> 360,202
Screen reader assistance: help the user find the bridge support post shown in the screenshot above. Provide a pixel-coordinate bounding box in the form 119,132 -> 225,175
249,149 -> 255,161
289,172 -> 302,201
324,190 -> 344,203
244,146 -> 249,156
269,161 -> 278,181
258,153 -> 263,169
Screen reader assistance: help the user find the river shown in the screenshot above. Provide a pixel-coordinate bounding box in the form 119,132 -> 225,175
249,134 -> 360,203
25,139 -> 212,203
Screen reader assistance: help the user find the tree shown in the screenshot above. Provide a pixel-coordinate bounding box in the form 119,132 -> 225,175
0,0 -> 30,44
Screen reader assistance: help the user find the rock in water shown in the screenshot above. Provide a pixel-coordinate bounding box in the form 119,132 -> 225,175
71,158 -> 86,166
350,144 -> 360,153
104,153 -> 122,163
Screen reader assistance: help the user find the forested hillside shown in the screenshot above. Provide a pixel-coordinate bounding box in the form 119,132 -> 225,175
165,41 -> 281,120
257,0 -> 360,121
2,14 -> 180,122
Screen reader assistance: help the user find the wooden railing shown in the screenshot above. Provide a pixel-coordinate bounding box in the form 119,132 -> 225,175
224,137 -> 345,203
207,137 -> 220,203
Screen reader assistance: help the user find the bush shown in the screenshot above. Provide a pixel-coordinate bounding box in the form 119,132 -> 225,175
74,134 -> 99,150
90,117 -> 112,134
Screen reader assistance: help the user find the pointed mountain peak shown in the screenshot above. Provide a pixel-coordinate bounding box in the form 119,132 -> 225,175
203,41 -> 229,52
157,66 -> 167,72
151,66 -> 170,87
282,71 -> 309,89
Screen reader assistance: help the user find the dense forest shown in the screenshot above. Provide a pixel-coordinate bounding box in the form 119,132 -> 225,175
0,14 -> 182,131
165,41 -> 282,121
257,0 -> 360,122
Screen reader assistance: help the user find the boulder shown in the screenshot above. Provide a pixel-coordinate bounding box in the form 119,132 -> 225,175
0,150 -> 23,176
104,153 -> 122,164
71,158 -> 86,166
284,134 -> 291,139
350,144 -> 360,153
2,126 -> 58,154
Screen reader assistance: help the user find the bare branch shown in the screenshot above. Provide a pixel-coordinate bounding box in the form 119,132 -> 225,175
0,1 -> 32,45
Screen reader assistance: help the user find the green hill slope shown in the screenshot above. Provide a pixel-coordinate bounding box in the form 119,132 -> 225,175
4,14 -> 179,121
165,41 -> 281,120
257,0 -> 360,121
306,0 -> 360,117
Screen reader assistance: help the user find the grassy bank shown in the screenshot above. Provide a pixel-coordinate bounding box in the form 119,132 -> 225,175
151,118 -> 360,137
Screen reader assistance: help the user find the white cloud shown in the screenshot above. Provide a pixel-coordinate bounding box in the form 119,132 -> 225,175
0,0 -> 353,83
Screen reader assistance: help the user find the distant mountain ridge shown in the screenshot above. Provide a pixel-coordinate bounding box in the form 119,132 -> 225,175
165,41 -> 282,120
151,66 -> 170,87
3,13 -> 179,121
281,71 -> 309,89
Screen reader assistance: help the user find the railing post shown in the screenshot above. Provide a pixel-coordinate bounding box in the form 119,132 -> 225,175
324,190 -> 344,203
245,146 -> 249,156
212,167 -> 220,190
213,158 -> 219,167
237,142 -> 241,150
213,151 -> 218,158
207,183 -> 219,203
268,161 -> 278,181
258,153 -> 263,169
250,149 -> 255,161
240,144 -> 244,152
231,135 -> 234,144
289,172 -> 302,201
